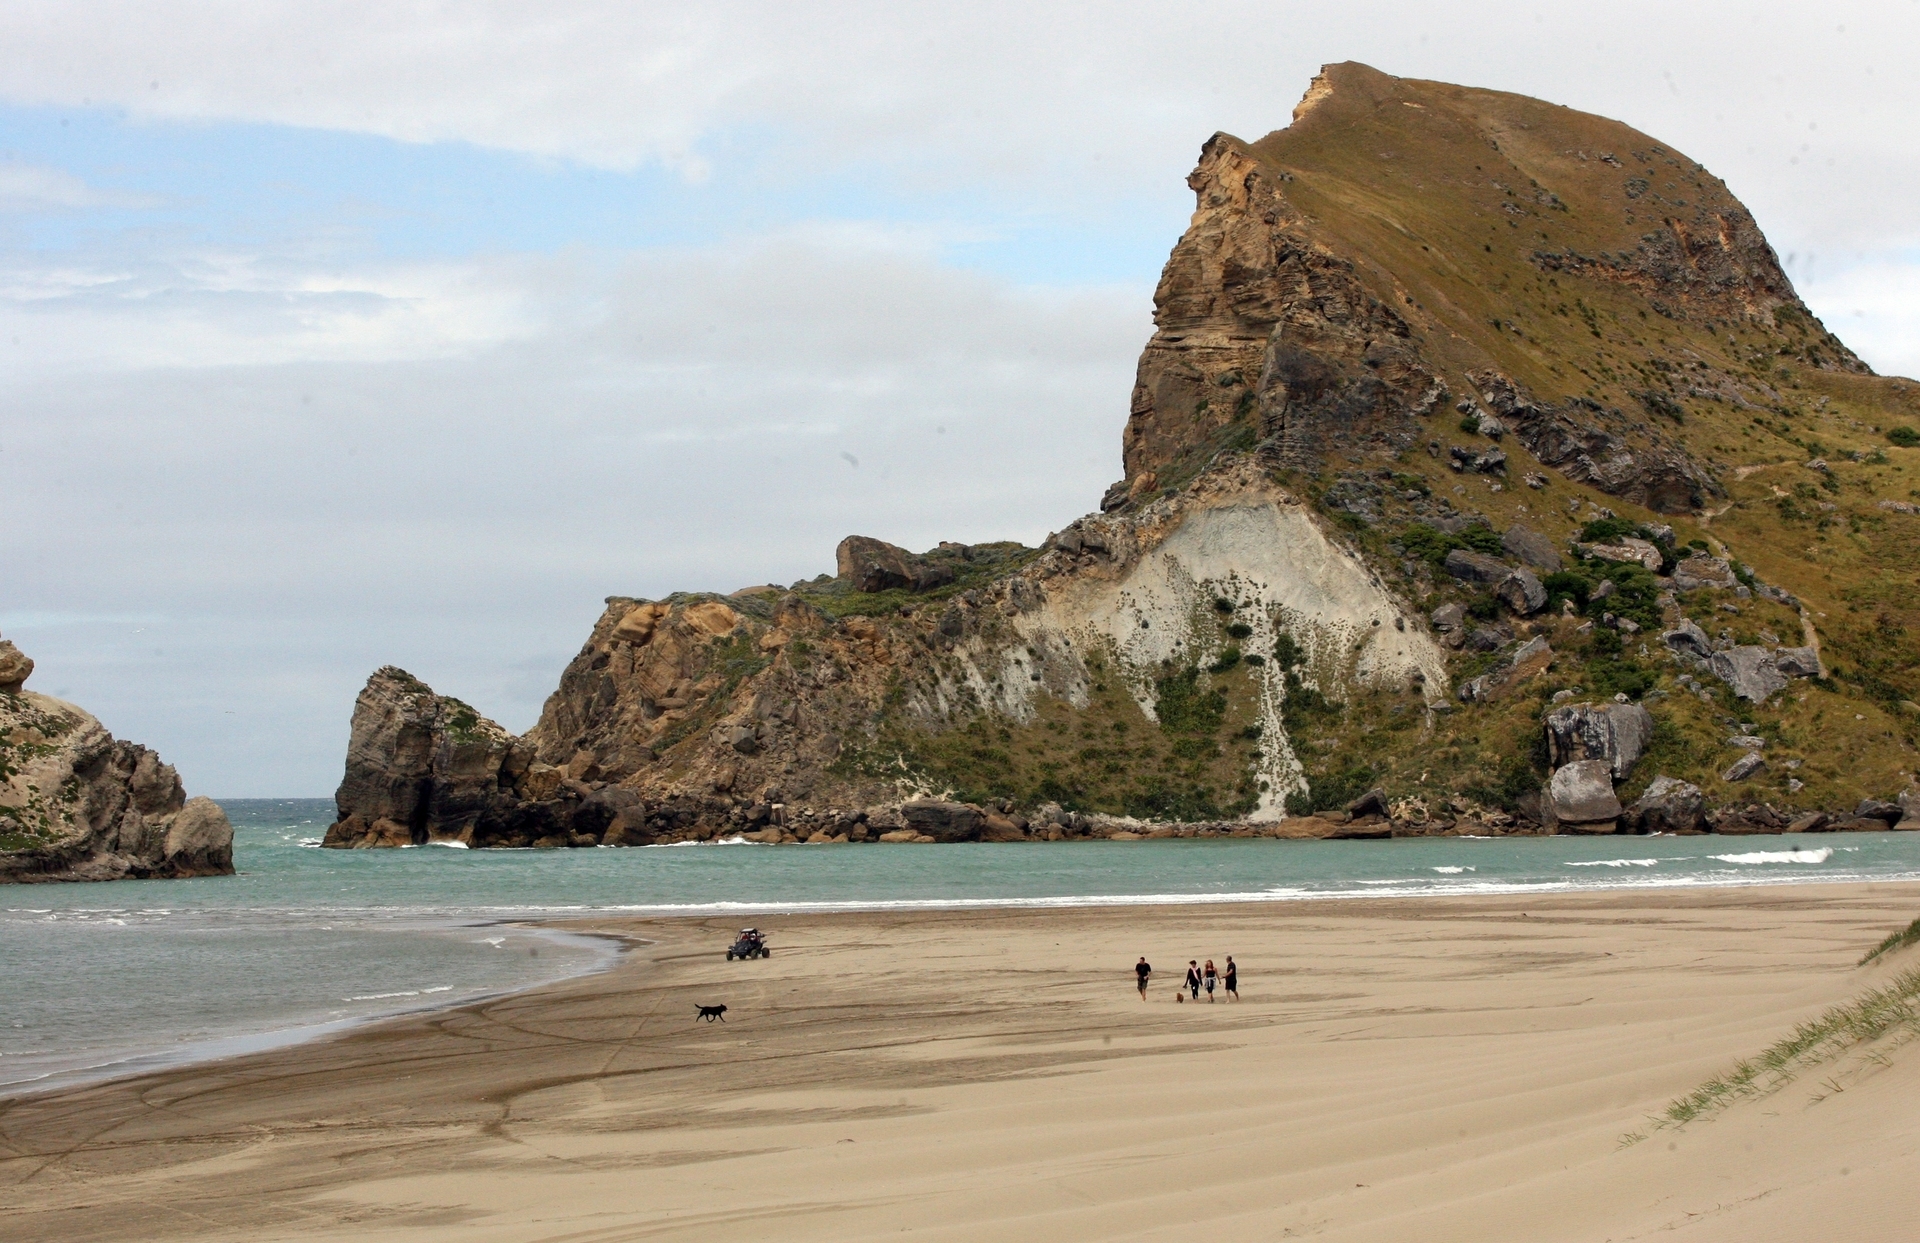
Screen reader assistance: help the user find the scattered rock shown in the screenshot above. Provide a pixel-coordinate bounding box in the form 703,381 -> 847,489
1721,752 -> 1766,782
1466,625 -> 1510,652
1662,619 -> 1713,663
1495,567 -> 1548,615
1430,602 -> 1467,632
1726,735 -> 1765,750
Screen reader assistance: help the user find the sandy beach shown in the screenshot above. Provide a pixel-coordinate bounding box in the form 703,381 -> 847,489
5,882 -> 1920,1242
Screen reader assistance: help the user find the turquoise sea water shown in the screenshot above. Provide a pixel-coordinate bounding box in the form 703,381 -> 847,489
6,798 -> 1920,1093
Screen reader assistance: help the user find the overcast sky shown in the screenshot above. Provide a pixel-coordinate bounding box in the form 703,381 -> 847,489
3,1 -> 1917,796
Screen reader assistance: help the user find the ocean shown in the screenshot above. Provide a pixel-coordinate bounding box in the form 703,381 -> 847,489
6,797 -> 1920,1093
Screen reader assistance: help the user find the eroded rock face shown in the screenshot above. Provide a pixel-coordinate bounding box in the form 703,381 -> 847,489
1121,131 -> 1436,489
1,635 -> 232,883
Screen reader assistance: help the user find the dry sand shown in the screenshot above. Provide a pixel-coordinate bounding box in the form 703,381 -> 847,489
5,882 -> 1920,1242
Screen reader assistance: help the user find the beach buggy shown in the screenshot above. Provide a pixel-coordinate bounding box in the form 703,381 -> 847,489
726,928 -> 770,960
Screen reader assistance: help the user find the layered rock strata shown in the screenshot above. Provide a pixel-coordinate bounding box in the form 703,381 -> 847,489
1,634 -> 233,882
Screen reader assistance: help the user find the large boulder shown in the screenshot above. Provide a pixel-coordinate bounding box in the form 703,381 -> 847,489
1671,555 -> 1737,591
1662,620 -> 1713,663
1707,647 -> 1790,702
1544,701 -> 1654,780
1443,549 -> 1509,584
901,800 -> 985,842
1624,776 -> 1704,833
1550,759 -> 1622,829
1494,567 -> 1548,615
1501,525 -> 1563,571
835,536 -> 956,594
1,636 -> 233,882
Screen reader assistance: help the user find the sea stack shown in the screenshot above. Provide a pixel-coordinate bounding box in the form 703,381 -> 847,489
0,632 -> 234,882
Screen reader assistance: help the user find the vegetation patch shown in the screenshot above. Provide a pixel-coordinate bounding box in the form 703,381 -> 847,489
1862,916 -> 1920,966
1629,966 -> 1920,1139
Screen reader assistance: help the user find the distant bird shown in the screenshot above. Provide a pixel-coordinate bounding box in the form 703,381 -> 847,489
840,452 -> 859,469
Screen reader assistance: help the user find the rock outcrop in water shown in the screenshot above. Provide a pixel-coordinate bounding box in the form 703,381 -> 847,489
329,63 -> 1920,843
0,633 -> 233,882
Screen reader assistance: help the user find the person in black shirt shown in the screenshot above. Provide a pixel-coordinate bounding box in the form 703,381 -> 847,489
1224,956 -> 1238,1001
1135,957 -> 1152,1000
1184,960 -> 1202,1002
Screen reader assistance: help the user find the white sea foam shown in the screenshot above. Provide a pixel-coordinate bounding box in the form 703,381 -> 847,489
1431,866 -> 1475,874
1711,848 -> 1833,865
1566,858 -> 1660,868
428,840 -> 469,849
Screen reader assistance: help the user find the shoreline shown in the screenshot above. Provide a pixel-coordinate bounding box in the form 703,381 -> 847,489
0,922 -> 634,1100
6,881 -> 1920,1241
7,858 -> 1917,1105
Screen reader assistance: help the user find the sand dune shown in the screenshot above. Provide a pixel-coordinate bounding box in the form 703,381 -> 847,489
4,882 -> 1920,1241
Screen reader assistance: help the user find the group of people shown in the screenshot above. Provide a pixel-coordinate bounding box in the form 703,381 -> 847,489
1134,955 -> 1236,1002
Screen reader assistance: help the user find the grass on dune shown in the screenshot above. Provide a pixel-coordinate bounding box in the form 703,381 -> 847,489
1621,964 -> 1920,1144
1861,916 -> 1920,967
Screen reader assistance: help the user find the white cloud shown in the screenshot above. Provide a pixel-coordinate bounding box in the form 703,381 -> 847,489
0,234 -> 1146,792
1802,258 -> 1920,382
4,3 -> 1917,246
0,161 -> 159,211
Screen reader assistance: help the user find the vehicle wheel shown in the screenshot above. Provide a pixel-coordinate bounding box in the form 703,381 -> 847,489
761,948 -> 771,958
726,951 -> 735,960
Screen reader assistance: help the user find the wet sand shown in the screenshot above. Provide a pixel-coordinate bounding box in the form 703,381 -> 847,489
5,882 -> 1920,1242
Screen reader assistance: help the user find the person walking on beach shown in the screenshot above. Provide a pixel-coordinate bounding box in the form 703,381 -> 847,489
1224,956 -> 1238,1001
1135,956 -> 1152,1000
1203,959 -> 1218,1002
1184,960 -> 1201,1002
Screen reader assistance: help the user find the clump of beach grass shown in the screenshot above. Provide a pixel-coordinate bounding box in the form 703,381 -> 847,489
1860,915 -> 1920,966
1626,965 -> 1920,1141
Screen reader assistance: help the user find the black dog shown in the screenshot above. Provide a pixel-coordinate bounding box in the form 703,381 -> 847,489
695,1004 -> 728,1022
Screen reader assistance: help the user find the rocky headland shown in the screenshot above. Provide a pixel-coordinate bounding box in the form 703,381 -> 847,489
328,63 -> 1920,847
0,633 -> 233,882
